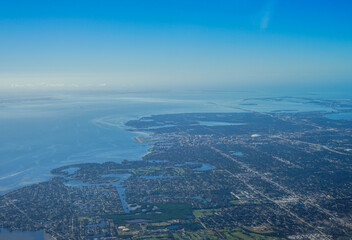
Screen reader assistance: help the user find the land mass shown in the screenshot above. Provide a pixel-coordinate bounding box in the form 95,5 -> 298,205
1,105 -> 352,239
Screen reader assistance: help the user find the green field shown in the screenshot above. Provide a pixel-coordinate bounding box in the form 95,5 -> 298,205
134,233 -> 174,240
106,203 -> 193,224
220,228 -> 285,240
134,228 -> 284,240
193,208 -> 221,218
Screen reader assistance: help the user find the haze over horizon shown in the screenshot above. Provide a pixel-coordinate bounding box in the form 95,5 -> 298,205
1,0 -> 352,91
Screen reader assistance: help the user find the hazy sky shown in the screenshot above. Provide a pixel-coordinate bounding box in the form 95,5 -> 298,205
1,0 -> 352,91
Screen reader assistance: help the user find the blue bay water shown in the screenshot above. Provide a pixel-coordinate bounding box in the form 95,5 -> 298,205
0,229 -> 46,240
0,91 -> 241,194
0,91 -> 340,194
325,112 -> 352,120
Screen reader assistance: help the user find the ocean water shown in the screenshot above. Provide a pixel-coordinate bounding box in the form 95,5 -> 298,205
0,90 -> 340,194
0,91 -> 241,194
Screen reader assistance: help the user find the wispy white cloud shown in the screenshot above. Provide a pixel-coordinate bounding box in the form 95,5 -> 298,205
260,10 -> 271,31
260,0 -> 276,31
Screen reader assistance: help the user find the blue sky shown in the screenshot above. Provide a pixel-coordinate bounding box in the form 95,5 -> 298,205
0,0 -> 352,90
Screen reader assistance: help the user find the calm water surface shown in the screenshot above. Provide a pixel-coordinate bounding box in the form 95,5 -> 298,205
0,91 -> 338,194
0,228 -> 46,240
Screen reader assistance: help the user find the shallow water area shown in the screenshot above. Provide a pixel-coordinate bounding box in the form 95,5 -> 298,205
325,112 -> 352,120
1,91 -> 264,194
175,162 -> 215,171
232,152 -> 243,156
0,228 -> 46,240
197,121 -> 245,126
